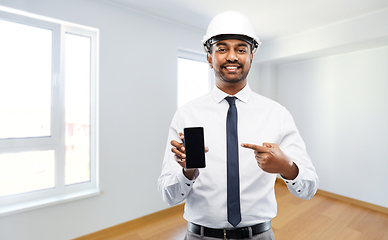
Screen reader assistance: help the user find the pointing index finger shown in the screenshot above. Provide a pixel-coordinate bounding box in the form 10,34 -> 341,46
241,143 -> 272,153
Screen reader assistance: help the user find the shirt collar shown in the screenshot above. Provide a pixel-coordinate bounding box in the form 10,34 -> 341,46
211,83 -> 252,104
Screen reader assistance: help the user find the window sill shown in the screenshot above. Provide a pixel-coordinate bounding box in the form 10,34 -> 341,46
0,188 -> 100,217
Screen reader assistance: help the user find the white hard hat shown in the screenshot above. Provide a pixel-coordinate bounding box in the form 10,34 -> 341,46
202,11 -> 261,54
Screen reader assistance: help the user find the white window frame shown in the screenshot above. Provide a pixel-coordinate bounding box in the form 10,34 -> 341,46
0,6 -> 99,217
177,48 -> 214,108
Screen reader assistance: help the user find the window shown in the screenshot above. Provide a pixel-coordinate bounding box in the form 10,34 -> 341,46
0,7 -> 99,216
177,49 -> 213,107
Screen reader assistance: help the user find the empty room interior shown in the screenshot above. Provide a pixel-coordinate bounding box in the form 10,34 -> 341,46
0,0 -> 387,239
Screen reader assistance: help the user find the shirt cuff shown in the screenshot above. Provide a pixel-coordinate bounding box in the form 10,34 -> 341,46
176,168 -> 199,197
282,163 -> 304,193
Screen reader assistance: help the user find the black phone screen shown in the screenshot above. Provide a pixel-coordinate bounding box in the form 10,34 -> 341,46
184,127 -> 206,169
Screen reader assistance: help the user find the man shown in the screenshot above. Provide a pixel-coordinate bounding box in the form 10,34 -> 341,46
158,11 -> 318,240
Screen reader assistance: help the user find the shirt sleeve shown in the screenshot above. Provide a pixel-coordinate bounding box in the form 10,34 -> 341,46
157,111 -> 199,206
279,107 -> 319,200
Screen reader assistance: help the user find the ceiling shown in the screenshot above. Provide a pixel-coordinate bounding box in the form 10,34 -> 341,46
105,0 -> 388,43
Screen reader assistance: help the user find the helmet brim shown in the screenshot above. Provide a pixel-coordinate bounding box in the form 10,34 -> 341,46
204,34 -> 260,54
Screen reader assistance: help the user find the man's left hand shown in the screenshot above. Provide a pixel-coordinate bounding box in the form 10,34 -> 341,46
241,142 -> 299,180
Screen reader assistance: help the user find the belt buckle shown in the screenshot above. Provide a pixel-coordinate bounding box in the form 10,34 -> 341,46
223,229 -> 227,240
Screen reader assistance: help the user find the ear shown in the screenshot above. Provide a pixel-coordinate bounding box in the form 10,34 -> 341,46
207,53 -> 213,69
250,53 -> 253,64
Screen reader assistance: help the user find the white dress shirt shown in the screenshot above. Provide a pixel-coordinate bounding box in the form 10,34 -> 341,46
158,84 -> 318,228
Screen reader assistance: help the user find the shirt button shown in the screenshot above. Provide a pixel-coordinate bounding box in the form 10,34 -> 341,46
292,182 -> 296,185
186,183 -> 190,187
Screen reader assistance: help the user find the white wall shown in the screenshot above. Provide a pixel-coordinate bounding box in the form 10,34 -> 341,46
254,8 -> 388,65
254,7 -> 388,209
0,0 -> 204,239
276,46 -> 388,208
246,63 -> 261,93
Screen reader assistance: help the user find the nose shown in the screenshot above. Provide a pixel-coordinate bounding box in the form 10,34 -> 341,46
226,49 -> 238,62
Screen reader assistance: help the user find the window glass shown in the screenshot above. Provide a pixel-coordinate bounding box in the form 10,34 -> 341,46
0,150 -> 55,198
0,9 -> 98,216
0,19 -> 52,139
64,33 -> 91,185
177,58 -> 211,107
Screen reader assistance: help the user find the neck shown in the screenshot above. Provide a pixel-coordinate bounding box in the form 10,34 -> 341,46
216,79 -> 247,95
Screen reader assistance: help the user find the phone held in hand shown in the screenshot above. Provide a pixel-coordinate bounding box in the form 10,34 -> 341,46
183,127 -> 206,169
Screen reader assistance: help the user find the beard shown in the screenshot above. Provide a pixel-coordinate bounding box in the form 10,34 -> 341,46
213,61 -> 250,84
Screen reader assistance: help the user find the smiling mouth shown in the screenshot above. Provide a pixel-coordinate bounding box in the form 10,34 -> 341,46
224,63 -> 242,69
226,66 -> 238,70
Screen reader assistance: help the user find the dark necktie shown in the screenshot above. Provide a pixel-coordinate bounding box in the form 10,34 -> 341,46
225,96 -> 241,227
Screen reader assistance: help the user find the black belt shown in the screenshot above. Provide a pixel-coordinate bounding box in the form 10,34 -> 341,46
187,221 -> 271,239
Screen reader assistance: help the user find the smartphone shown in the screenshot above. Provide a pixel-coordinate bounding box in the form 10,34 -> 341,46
183,127 -> 206,169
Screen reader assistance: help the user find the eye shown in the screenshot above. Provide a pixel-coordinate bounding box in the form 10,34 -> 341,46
238,48 -> 247,53
217,48 -> 227,53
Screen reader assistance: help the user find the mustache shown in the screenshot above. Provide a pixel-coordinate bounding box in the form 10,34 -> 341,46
221,60 -> 243,68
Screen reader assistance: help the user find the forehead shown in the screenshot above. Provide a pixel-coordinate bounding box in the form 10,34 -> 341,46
214,39 -> 249,48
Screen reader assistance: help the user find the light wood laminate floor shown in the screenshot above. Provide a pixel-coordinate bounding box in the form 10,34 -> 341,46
86,181 -> 388,240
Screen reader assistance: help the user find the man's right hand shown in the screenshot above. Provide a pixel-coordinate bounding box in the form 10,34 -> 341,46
170,132 -> 208,180
171,132 -> 187,168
